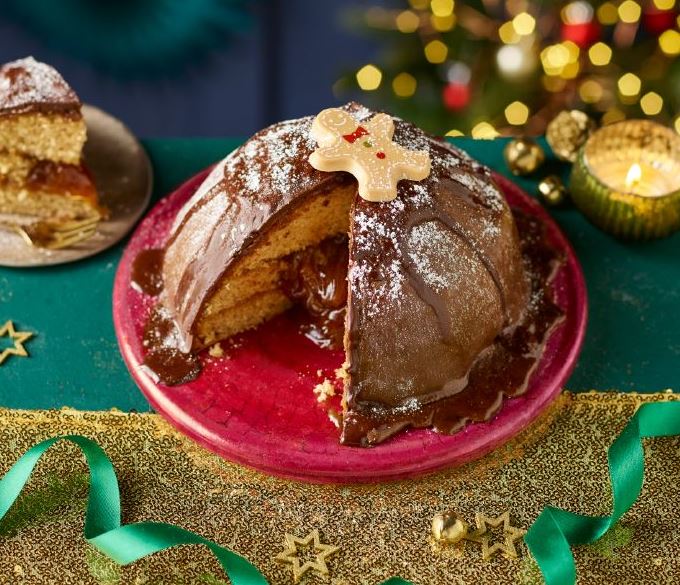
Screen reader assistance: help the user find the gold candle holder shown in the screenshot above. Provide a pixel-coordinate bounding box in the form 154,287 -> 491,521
570,120 -> 680,240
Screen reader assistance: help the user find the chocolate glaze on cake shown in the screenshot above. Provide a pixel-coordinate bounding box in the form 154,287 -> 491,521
0,57 -> 81,117
143,103 -> 564,446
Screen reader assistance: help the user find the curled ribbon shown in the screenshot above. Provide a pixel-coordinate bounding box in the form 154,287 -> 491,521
0,435 -> 268,584
525,401 -> 680,585
0,434 -> 412,584
2,401 -> 678,584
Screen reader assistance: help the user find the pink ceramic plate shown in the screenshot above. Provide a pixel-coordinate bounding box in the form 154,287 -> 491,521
113,169 -> 587,484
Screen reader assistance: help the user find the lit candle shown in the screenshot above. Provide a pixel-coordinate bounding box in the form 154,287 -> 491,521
570,120 -> 680,239
625,163 -> 642,191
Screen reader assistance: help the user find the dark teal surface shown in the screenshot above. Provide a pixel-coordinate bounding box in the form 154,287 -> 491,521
0,137 -> 677,411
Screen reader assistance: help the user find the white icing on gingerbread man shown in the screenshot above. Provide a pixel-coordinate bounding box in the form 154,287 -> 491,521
308,108 -> 431,202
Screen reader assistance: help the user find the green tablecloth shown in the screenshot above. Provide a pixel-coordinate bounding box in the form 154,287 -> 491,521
1,137 -> 678,411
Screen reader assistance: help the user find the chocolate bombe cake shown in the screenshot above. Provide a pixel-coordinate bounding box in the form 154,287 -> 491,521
0,57 -> 102,220
141,103 -> 563,447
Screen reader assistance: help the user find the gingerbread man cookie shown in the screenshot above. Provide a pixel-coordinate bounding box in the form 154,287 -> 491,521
309,108 -> 431,202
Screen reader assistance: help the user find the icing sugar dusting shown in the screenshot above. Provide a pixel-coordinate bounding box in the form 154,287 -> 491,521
0,56 -> 78,112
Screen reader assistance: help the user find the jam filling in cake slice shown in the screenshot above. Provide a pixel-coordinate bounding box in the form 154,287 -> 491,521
136,103 -> 564,446
0,57 -> 103,221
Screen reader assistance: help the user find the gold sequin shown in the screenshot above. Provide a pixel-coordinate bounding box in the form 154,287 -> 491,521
0,392 -> 678,584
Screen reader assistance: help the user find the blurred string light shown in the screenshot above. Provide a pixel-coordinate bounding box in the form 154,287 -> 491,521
471,121 -> 500,139
561,1 -> 594,24
602,107 -> 626,124
579,79 -> 604,103
430,0 -> 454,18
512,12 -> 536,35
640,91 -> 663,115
347,0 -> 679,133
675,117 -> 680,134
445,128 -> 464,136
496,42 -> 536,79
431,13 -> 456,31
618,72 -> 641,98
396,10 -> 420,33
499,21 -> 521,44
597,2 -> 619,25
446,61 -> 471,84
588,42 -> 612,66
424,39 -> 448,63
393,72 -> 417,97
541,41 -> 580,78
505,101 -> 530,125
659,30 -> 680,56
652,0 -> 675,9
618,0 -> 642,24
356,64 -> 382,90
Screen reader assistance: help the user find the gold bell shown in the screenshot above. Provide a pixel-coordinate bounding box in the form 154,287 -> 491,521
538,175 -> 568,207
503,137 -> 545,176
431,511 -> 469,545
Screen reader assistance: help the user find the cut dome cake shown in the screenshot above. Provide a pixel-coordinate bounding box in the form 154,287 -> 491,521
0,57 -> 102,221
140,103 -> 564,446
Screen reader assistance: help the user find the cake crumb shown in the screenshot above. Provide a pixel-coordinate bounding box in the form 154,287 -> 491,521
327,408 -> 342,428
335,362 -> 349,381
313,379 -> 336,403
208,343 -> 224,358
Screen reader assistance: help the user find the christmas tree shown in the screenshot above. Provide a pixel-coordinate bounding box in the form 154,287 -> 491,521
336,0 -> 680,137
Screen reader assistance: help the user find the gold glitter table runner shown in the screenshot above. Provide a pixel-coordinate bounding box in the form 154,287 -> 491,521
0,391 -> 678,585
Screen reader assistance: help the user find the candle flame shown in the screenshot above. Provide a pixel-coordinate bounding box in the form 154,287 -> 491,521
625,163 -> 642,189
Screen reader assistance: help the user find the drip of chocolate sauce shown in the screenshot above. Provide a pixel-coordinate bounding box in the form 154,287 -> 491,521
131,248 -> 165,296
280,234 -> 349,350
341,209 -> 566,446
142,306 -> 201,386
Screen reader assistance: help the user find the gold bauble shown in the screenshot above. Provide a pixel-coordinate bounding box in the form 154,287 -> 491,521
546,110 -> 597,163
431,511 -> 468,544
538,175 -> 568,206
503,137 -> 545,176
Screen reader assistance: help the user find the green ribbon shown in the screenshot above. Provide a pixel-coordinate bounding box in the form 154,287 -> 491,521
2,401 -> 679,584
0,434 -> 412,584
0,435 -> 268,584
525,401 -> 680,585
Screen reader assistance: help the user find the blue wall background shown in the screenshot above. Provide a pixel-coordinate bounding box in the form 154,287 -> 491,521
0,1 -> 376,137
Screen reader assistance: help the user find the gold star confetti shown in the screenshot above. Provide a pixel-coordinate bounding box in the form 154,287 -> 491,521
0,321 -> 33,366
275,529 -> 339,583
465,511 -> 525,561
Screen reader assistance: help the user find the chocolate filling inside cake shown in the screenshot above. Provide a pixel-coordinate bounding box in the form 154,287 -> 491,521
134,103 -> 565,447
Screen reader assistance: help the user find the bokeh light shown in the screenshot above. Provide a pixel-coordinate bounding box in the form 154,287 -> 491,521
356,64 -> 382,90
396,11 -> 420,33
659,30 -> 680,56
618,1 -> 641,24
471,121 -> 500,139
588,42 -> 612,66
579,79 -> 603,103
424,40 -> 448,63
617,73 -> 641,97
640,91 -> 663,115
430,0 -> 454,17
504,101 -> 530,125
512,12 -> 536,35
392,72 -> 417,97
